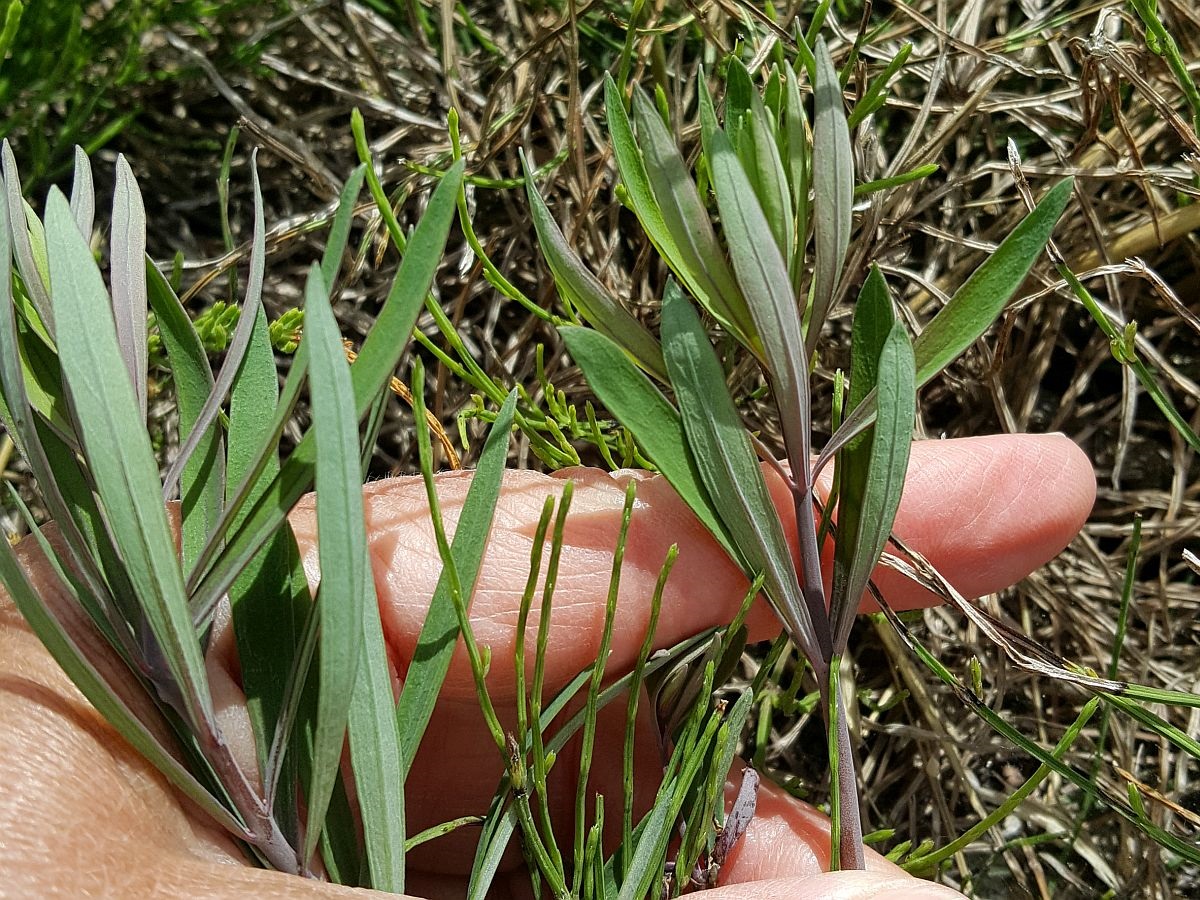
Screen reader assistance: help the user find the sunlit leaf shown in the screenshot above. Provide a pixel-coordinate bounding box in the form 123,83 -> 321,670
145,261 -> 223,575
816,178 -> 1074,474
830,306 -> 914,651
47,187 -> 214,729
68,146 -> 94,239
560,325 -> 729,555
628,88 -> 756,346
110,154 -> 148,417
187,161 -> 466,621
162,152 -> 269,500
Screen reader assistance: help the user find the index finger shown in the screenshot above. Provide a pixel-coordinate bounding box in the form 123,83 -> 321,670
287,432 -> 1093,701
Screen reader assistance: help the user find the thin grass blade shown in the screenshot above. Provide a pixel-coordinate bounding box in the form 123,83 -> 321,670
321,164 -> 366,293
394,390 -> 517,774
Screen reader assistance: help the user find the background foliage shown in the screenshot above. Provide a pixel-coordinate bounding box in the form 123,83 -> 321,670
3,1 -> 1200,896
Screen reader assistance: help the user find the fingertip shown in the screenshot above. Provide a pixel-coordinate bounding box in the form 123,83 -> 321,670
868,433 -> 1095,611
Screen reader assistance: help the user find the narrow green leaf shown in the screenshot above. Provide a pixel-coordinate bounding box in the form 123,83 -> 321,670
816,178 -> 1075,474
145,261 -> 223,575
395,390 -> 516,774
348,574 -> 406,892
161,151 -> 269,500
782,65 -> 810,289
47,188 -> 214,729
809,37 -> 854,357
603,75 -> 684,268
110,154 -> 149,417
0,184 -> 120,640
659,286 -> 822,665
522,152 -> 667,381
225,292 -> 309,828
830,319 -> 914,652
707,128 -> 815,505
560,325 -> 730,555
69,146 -> 94,239
628,89 -> 756,346
322,165 -> 366,293
301,261 -> 368,864
188,162 -> 465,621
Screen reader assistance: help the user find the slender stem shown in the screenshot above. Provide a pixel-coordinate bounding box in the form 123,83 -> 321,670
827,670 -> 865,870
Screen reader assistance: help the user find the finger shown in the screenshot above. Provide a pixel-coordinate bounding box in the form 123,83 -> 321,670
281,433 -> 1093,700
704,873 -> 965,900
710,767 -> 964,900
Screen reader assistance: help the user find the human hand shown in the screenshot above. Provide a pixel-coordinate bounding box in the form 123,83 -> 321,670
0,434 -> 1094,898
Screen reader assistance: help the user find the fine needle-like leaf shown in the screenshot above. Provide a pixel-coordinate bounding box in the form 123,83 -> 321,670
809,37 -> 854,357
300,261 -> 368,865
110,154 -> 149,418
659,284 -> 823,666
321,164 -> 366,294
816,177 -> 1075,474
394,388 -> 517,776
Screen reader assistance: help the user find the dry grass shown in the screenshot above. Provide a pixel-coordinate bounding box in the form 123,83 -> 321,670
6,1 -> 1200,896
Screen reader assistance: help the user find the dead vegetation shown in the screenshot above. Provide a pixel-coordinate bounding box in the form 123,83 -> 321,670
5,1 -> 1200,896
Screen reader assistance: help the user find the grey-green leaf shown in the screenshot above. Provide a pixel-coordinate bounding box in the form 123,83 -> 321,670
560,325 -> 730,556
47,187 -> 214,730
301,261 -> 369,863
522,152 -> 667,381
830,319 -> 914,652
809,37 -> 854,357
110,154 -> 149,417
659,285 -> 823,665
